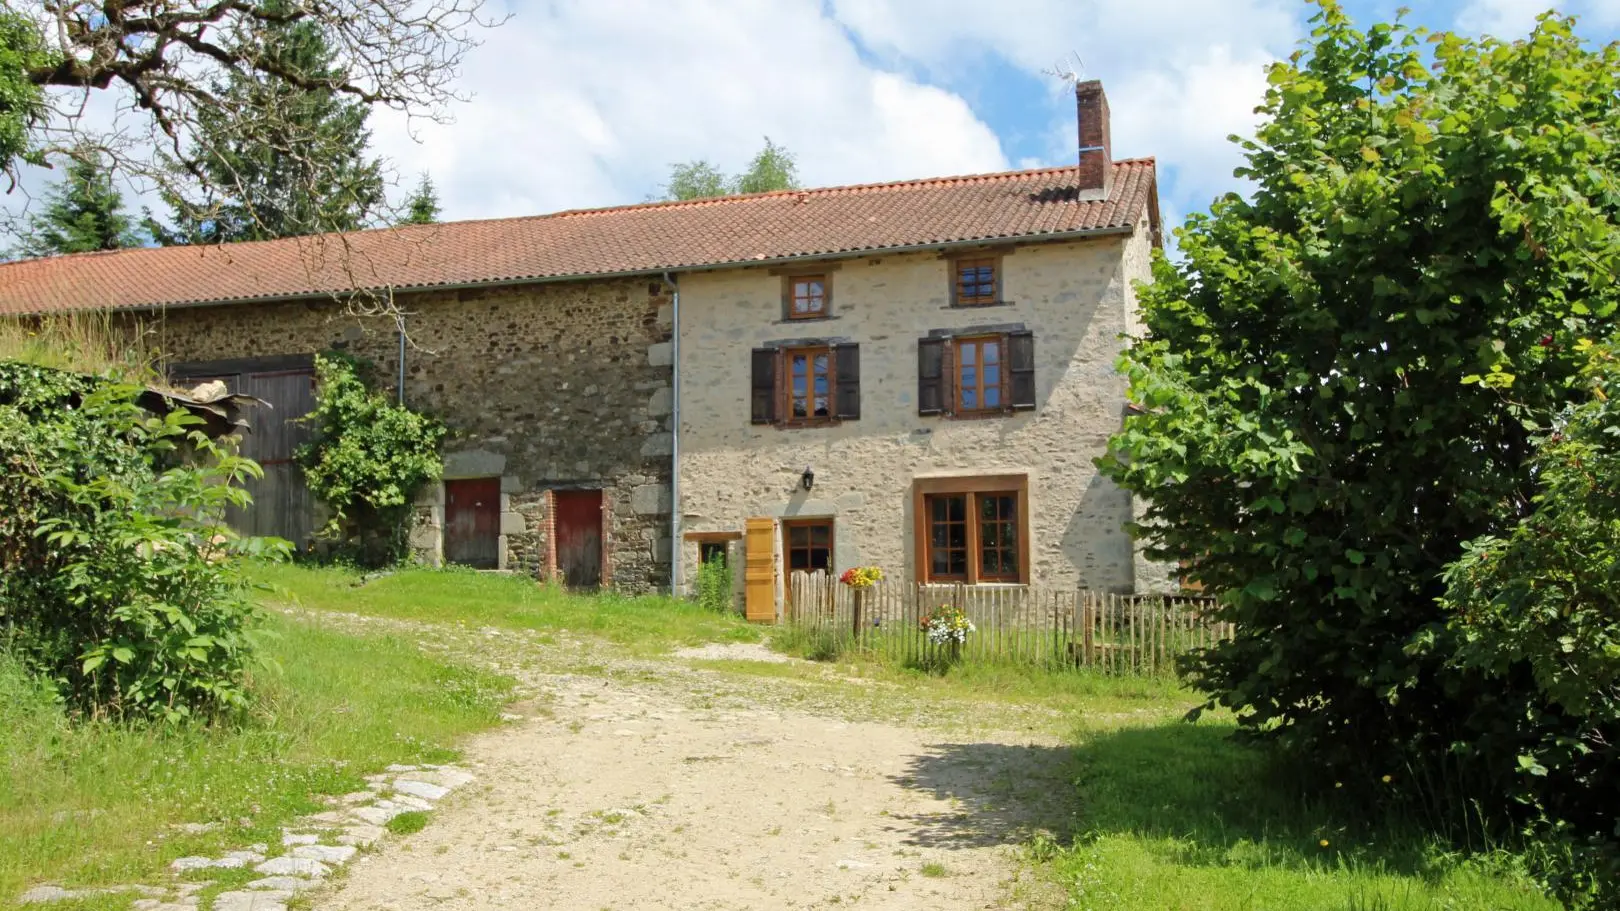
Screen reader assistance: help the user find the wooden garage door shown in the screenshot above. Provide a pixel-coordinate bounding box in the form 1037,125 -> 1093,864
172,355 -> 317,548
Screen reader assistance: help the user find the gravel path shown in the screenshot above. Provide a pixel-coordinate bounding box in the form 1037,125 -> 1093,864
304,616 -> 1073,910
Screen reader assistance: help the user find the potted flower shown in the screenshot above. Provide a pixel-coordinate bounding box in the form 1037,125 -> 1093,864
920,604 -> 976,664
839,566 -> 883,637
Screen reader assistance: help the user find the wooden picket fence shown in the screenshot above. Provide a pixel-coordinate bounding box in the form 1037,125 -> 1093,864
785,572 -> 1231,677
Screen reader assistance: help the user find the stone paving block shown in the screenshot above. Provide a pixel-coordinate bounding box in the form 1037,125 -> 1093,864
392,779 -> 450,801
245,877 -> 318,893
213,889 -> 292,911
280,833 -> 319,846
17,886 -> 75,903
349,804 -> 408,826
252,857 -> 330,878
290,844 -> 356,864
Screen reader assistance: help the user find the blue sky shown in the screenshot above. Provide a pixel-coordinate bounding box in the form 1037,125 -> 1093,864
9,1 -> 1620,234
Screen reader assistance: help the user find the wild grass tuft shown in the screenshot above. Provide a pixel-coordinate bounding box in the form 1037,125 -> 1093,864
386,812 -> 430,836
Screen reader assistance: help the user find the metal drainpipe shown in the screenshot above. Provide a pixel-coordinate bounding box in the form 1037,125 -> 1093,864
396,313 -> 407,406
663,271 -> 681,596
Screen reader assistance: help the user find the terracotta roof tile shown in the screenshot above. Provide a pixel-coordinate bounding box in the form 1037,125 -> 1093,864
0,159 -> 1156,314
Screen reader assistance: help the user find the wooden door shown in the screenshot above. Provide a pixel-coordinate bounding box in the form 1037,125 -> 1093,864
445,478 -> 501,568
744,517 -> 778,622
172,356 -> 316,548
553,490 -> 604,589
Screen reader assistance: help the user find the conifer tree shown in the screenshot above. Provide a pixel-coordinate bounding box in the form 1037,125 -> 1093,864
399,174 -> 442,225
158,2 -> 385,243
16,151 -> 141,257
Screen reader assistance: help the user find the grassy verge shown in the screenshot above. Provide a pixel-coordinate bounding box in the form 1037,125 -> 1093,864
251,562 -> 759,655
1037,717 -> 1557,910
0,613 -> 513,907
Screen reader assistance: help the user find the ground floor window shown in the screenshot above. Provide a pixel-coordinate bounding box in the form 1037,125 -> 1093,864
783,518 -> 834,573
913,476 -> 1028,584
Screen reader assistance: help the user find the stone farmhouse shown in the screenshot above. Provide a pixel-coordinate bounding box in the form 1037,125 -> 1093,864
0,80 -> 1169,608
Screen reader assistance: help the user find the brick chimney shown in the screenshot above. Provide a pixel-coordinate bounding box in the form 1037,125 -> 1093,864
1076,79 -> 1112,196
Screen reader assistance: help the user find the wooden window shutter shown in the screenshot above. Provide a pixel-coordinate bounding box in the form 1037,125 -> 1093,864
750,347 -> 777,424
834,344 -> 860,420
743,517 -> 778,622
917,337 -> 945,416
1008,330 -> 1035,410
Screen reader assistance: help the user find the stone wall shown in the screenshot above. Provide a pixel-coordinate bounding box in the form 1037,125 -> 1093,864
675,229 -> 1162,596
145,277 -> 675,592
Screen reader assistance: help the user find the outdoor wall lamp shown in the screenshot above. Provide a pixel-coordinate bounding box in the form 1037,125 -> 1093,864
801,466 -> 815,490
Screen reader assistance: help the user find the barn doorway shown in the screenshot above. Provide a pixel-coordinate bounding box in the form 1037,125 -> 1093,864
553,490 -> 604,589
170,355 -> 316,549
445,478 -> 501,568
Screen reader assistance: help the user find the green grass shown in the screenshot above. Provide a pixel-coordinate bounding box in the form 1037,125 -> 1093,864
1034,718 -> 1558,910
386,811 -> 430,836
0,614 -> 513,907
251,562 -> 759,655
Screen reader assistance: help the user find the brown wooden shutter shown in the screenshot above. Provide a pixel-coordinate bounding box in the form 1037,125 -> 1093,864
834,344 -> 860,420
1008,330 -> 1035,410
918,337 -> 945,415
751,347 -> 777,424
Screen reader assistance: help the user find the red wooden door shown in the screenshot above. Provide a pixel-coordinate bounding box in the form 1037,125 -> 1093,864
445,478 -> 500,568
553,490 -> 603,589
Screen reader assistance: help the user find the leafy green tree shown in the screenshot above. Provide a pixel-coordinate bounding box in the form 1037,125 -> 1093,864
733,138 -> 799,195
399,173 -> 442,225
16,151 -> 143,257
1439,339 -> 1620,900
158,1 -> 386,243
0,10 -> 52,177
1099,0 -> 1620,807
663,160 -> 729,201
661,137 -> 799,201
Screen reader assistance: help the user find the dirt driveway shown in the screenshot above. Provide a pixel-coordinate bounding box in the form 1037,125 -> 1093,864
314,634 -> 1075,911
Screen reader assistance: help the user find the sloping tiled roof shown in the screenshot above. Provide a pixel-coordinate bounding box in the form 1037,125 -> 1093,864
0,159 -> 1156,315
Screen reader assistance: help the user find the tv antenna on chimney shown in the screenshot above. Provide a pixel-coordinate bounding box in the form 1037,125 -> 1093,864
1042,52 -> 1087,86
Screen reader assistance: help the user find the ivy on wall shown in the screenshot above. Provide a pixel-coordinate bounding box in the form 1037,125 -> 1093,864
298,353 -> 445,567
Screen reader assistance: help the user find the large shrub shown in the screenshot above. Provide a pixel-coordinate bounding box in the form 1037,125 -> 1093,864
298,353 -> 445,567
1439,340 -> 1620,900
0,362 -> 280,721
1097,3 -> 1620,899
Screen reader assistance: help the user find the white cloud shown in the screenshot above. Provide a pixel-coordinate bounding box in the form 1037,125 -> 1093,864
1457,0 -> 1620,35
369,0 -> 1007,221
828,0 -> 1301,220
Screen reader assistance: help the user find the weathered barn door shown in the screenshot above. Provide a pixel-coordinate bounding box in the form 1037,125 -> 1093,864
554,490 -> 604,589
445,478 -> 501,568
744,517 -> 778,622
171,355 -> 316,548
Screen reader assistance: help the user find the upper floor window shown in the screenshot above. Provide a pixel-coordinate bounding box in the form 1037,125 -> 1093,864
786,346 -> 833,421
951,256 -> 1001,307
955,336 -> 1003,413
917,330 -> 1035,417
786,275 -> 829,319
751,343 -> 860,426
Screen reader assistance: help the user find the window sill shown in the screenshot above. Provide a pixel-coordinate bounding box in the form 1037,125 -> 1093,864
944,300 -> 1016,310
922,408 -> 1033,421
774,315 -> 840,326
918,580 -> 1028,588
